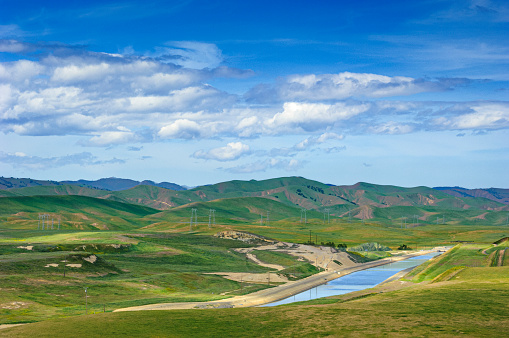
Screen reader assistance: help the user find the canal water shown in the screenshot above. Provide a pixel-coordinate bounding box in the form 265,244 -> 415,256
261,252 -> 440,307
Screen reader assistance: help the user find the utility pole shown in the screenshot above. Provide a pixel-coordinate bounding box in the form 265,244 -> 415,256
260,213 -> 263,225
266,211 -> 270,226
84,287 -> 88,314
309,230 -> 312,244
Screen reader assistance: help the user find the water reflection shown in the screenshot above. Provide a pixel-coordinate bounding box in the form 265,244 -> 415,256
261,253 -> 440,307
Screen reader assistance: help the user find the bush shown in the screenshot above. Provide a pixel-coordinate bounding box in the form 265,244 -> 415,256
398,244 -> 411,250
351,242 -> 391,252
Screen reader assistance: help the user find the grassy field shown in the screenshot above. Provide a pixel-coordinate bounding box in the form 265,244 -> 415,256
2,265 -> 507,337
0,231 -> 284,324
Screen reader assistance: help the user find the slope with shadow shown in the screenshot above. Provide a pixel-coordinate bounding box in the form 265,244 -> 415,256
0,195 -> 159,230
435,186 -> 509,205
144,196 -> 322,227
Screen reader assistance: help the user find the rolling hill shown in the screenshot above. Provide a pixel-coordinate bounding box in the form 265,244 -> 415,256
0,195 -> 159,230
1,176 -> 507,228
434,186 -> 509,205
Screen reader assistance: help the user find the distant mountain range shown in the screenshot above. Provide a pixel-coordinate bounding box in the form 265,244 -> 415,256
0,177 -> 186,191
1,176 -> 507,226
1,176 -> 507,209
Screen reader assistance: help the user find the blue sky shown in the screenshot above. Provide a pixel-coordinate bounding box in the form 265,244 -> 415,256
0,0 -> 508,188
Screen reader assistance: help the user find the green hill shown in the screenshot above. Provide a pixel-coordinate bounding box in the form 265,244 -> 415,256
150,197 -> 321,224
0,195 -> 159,231
1,177 -> 507,227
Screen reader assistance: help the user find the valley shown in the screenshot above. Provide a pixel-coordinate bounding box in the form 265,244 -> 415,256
0,176 -> 508,336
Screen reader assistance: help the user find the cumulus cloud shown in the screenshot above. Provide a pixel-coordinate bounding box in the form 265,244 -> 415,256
79,128 -> 139,147
266,102 -> 370,132
158,119 -> 202,139
424,101 -> 509,131
245,72 -> 468,103
226,158 -> 304,173
0,40 -> 246,145
0,38 -> 507,153
0,151 -> 124,170
192,142 -> 251,161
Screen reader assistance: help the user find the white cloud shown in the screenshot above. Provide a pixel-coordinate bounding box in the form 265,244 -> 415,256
441,103 -> 509,129
295,132 -> 344,150
192,142 -> 251,161
81,129 -> 139,147
0,151 -> 125,170
0,38 -> 507,153
368,122 -> 416,134
266,102 -> 370,132
0,60 -> 44,82
246,72 -> 460,103
158,119 -> 202,139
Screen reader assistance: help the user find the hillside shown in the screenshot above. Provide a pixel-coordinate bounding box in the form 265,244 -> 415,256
1,177 -> 507,226
0,195 -> 159,230
435,186 -> 509,205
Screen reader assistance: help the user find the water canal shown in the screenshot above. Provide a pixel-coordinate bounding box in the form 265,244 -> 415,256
261,252 -> 441,307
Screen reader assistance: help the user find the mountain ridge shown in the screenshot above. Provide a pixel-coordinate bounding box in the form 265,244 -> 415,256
0,176 -> 186,191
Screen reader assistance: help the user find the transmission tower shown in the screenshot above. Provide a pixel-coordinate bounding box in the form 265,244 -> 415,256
323,209 -> 330,224
190,208 -> 198,231
301,209 -> 307,224
208,209 -> 215,228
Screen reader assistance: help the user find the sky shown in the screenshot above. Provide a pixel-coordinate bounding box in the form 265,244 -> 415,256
0,0 -> 508,188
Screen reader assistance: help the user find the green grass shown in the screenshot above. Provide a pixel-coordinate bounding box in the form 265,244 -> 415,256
406,243 -> 501,282
2,267 -> 508,337
250,250 -> 301,268
0,231 -> 280,324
